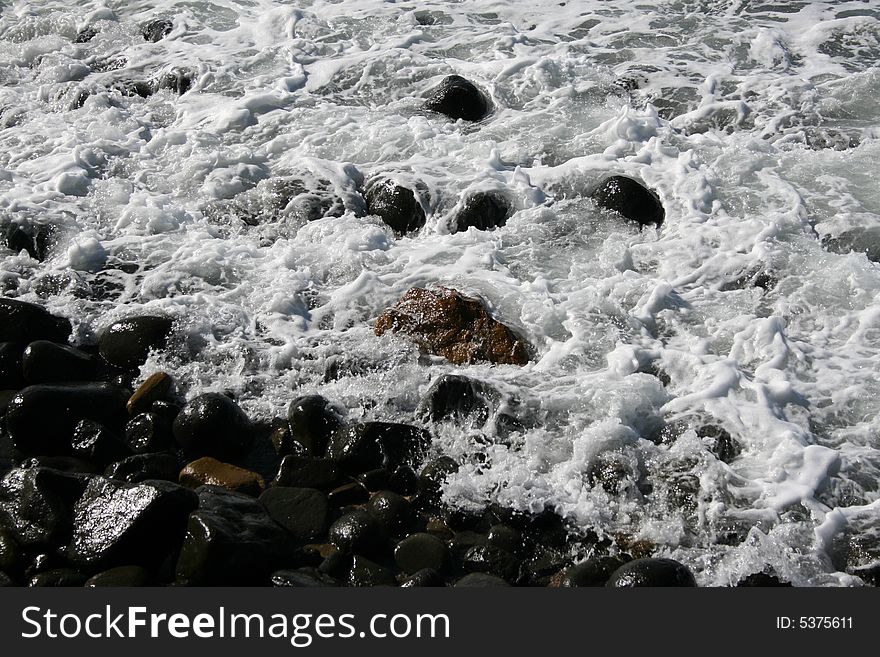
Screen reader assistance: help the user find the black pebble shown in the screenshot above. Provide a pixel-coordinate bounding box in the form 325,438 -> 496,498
395,533 -> 450,574
172,393 -> 252,461
72,420 -> 132,465
366,490 -> 414,536
259,487 -> 329,544
85,566 -> 151,587
349,555 -> 396,587
735,572 -> 791,587
271,568 -> 338,587
400,568 -> 446,587
288,394 -> 341,456
451,190 -> 512,234
273,455 -> 342,490
0,342 -> 23,390
388,465 -> 418,496
104,452 -> 180,484
0,298 -> 71,344
326,422 -> 431,476
328,481 -> 370,507
454,572 -> 509,587
29,569 -> 88,587
425,75 -> 492,122
99,315 -> 173,370
357,468 -> 391,492
365,179 -> 426,235
606,557 -> 697,587
558,556 -> 625,587
328,509 -> 386,557
590,175 -> 665,227
141,18 -> 173,43
125,412 -> 173,454
22,341 -> 96,384
462,545 -> 521,583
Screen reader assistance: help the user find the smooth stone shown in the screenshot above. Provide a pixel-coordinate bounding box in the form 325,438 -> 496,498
71,420 -> 132,465
271,568 -> 337,587
20,455 -> 100,475
486,524 -> 524,555
449,530 -> 488,563
325,421 -> 431,475
328,509 -> 386,557
328,481 -> 370,507
172,393 -> 252,461
557,556 -> 625,587
29,568 -> 88,587
0,342 -> 23,390
365,179 -> 426,235
125,411 -> 174,454
395,533 -> 450,575
21,341 -> 96,384
149,400 -> 181,425
99,315 -> 173,370
274,455 -> 342,489
85,566 -> 151,587
349,555 -> 396,587
462,544 -> 521,583
424,75 -> 491,122
175,486 -> 292,585
6,383 -> 129,456
127,372 -> 173,416
451,190 -> 512,234
141,18 -> 173,42
0,298 -> 71,344
418,456 -> 459,497
356,468 -> 391,492
388,465 -> 418,496
0,467 -> 89,548
366,490 -> 414,536
590,175 -> 664,227
606,557 -> 697,587
259,487 -> 329,544
400,568 -> 446,587
67,476 -> 197,570
418,374 -> 496,425
179,457 -> 265,496
287,394 -> 341,456
735,572 -> 792,587
104,452 -> 180,484
454,572 -> 509,587
318,550 -> 353,580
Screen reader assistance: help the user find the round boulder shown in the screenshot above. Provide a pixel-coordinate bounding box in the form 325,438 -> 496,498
172,393 -> 253,462
590,175 -> 664,227
425,75 -> 492,122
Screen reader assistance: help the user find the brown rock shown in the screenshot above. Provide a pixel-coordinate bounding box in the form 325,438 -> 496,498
179,457 -> 265,496
126,372 -> 172,415
374,287 -> 529,366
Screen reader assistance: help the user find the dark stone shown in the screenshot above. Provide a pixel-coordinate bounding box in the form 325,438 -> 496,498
357,468 -> 391,492
349,555 -> 396,587
67,476 -> 197,570
0,467 -> 88,548
318,549 -> 353,580
486,524 -> 523,555
154,69 -> 194,95
22,341 -> 96,384
287,394 -> 341,456
104,453 -> 180,484
0,298 -> 71,344
141,18 -> 173,42
125,412 -> 173,454
590,175 -> 664,227
328,509 -> 386,557
274,455 -> 342,489
29,568 -> 88,587
606,557 -> 697,587
172,393 -> 252,461
0,342 -> 23,390
127,372 -> 173,416
365,179 -> 426,235
149,400 -> 181,425
259,487 -> 329,544
328,481 -> 369,507
455,572 -> 509,587
6,383 -> 129,456
366,490 -> 414,536
557,556 -> 625,587
0,527 -> 24,574
85,566 -> 151,587
326,422 -> 431,475
388,465 -> 418,496
425,75 -> 492,122
179,457 -> 265,496
375,287 -> 530,366
700,425 -> 742,464
4,222 -> 55,261
74,26 -> 97,43
419,374 -> 495,425
175,486 -> 292,585
71,420 -> 132,465
400,568 -> 446,587
735,572 -> 792,587
271,567 -> 337,587
20,456 -> 99,475
462,545 -> 520,583
451,190 -> 512,233
394,532 -> 450,575
418,456 -> 459,497
98,316 -> 173,370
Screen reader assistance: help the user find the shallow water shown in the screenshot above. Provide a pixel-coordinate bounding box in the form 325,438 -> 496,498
1,0 -> 879,585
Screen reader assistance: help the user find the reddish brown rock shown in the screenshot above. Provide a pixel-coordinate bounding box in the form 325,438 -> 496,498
179,457 -> 265,496
374,287 -> 529,366
127,372 -> 173,416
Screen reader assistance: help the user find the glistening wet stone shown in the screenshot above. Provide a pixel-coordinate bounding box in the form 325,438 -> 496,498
605,557 -> 697,587
259,487 -> 329,544
0,467 -> 88,548
99,316 -> 173,370
172,393 -> 253,461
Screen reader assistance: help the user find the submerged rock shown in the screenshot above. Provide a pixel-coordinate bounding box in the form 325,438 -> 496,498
425,75 -> 492,122
325,422 -> 431,475
418,374 -> 497,425
179,457 -> 265,496
451,190 -> 512,233
74,26 -> 97,44
365,178 -> 426,235
590,175 -> 664,227
99,316 -> 173,370
605,557 -> 697,587
6,383 -> 130,456
287,394 -> 341,456
141,18 -> 173,43
0,298 -> 71,344
375,286 -> 530,366
172,393 -> 253,461
67,477 -> 198,570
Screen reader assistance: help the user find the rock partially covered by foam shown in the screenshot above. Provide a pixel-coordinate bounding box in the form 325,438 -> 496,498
375,287 -> 530,366
99,315 -> 173,370
590,175 -> 664,227
141,18 -> 173,43
365,178 -> 426,235
451,190 -> 512,233
425,75 -> 492,122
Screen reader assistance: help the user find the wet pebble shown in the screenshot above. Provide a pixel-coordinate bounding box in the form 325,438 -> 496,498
394,533 -> 450,575
288,394 -> 341,456
172,393 -> 253,462
328,509 -> 386,557
274,455 -> 342,489
259,487 -> 329,544
126,372 -> 173,416
326,421 -> 431,475
99,316 -> 173,370
0,298 -> 71,344
179,457 -> 265,496
21,341 -> 96,384
104,452 -> 180,484
85,566 -> 151,587
605,557 -> 697,587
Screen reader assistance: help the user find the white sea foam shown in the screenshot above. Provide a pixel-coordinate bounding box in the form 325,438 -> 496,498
1,0 -> 879,586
